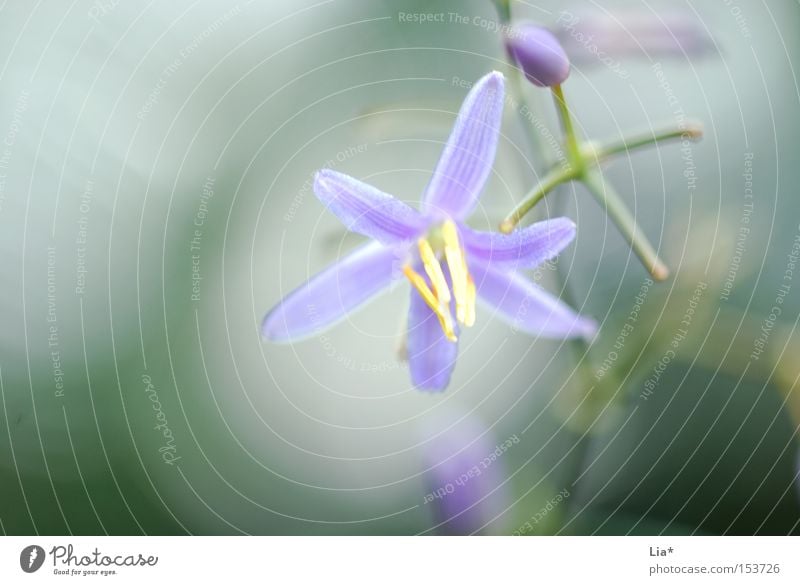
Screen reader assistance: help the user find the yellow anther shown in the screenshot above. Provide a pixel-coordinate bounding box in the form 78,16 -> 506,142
402,265 -> 457,342
418,239 -> 451,304
441,220 -> 470,326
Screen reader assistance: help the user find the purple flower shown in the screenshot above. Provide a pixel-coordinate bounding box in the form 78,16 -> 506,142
555,11 -> 714,63
262,72 -> 595,391
505,24 -> 571,87
421,411 -> 511,535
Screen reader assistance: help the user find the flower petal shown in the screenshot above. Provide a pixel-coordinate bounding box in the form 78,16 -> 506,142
314,169 -> 428,245
262,241 -> 404,342
461,217 -> 576,270
407,280 -> 459,391
470,262 -> 596,339
422,71 -> 505,220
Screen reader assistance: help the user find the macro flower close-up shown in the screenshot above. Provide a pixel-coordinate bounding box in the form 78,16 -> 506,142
262,71 -> 595,390
0,0 -> 799,574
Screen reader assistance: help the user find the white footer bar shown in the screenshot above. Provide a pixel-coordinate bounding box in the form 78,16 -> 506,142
1,536 -> 796,584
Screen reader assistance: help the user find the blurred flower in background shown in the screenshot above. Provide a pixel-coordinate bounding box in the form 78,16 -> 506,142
554,9 -> 715,72
420,409 -> 511,534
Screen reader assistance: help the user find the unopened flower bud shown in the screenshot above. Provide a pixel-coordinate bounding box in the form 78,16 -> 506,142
505,23 -> 570,87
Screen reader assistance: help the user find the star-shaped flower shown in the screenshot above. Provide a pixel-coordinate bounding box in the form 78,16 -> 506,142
262,71 -> 596,391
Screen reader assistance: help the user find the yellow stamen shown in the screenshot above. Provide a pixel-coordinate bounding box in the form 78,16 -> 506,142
465,275 -> 476,327
418,239 -> 451,304
402,265 -> 457,342
442,220 -> 469,325
461,249 -> 475,327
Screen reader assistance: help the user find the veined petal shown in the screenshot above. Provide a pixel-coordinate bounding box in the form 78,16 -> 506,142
407,277 -> 460,391
422,71 -> 505,220
461,217 -> 576,270
262,241 -> 404,342
314,169 -> 428,245
470,262 -> 596,339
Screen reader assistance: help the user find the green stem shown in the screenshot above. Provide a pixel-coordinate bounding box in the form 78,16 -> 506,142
500,165 -> 580,233
582,169 -> 670,281
501,119 -> 704,230
554,292 -> 597,496
551,84 -> 583,172
551,179 -> 597,510
592,121 -> 703,162
491,0 -> 511,22
492,0 -> 596,520
495,0 -> 556,170
506,63 -> 553,166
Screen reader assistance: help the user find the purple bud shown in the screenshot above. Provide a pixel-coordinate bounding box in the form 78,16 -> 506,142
505,23 -> 570,87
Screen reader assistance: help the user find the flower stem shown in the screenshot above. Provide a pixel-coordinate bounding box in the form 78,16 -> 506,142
491,0 -> 511,22
592,121 -> 703,162
500,165 -> 580,233
495,0 -> 556,169
501,118 -> 703,233
582,169 -> 670,281
551,84 -> 583,173
490,1 -> 597,521
500,85 -> 586,234
551,184 -> 597,520
503,83 -> 673,280
506,63 -> 554,166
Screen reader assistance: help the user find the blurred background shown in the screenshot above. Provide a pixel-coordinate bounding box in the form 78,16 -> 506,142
0,0 -> 799,535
